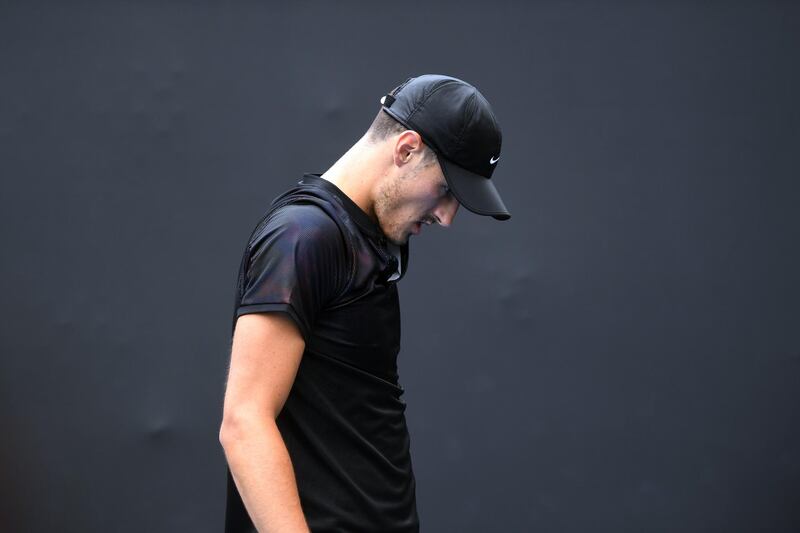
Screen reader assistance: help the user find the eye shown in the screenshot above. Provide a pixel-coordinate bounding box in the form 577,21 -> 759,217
441,183 -> 450,194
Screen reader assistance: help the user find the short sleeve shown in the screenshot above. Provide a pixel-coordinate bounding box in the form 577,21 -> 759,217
236,203 -> 349,342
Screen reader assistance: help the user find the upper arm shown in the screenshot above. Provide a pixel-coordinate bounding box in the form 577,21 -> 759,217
221,203 -> 347,437
221,312 -> 305,433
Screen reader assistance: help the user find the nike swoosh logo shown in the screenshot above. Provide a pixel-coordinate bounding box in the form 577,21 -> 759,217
489,155 -> 500,164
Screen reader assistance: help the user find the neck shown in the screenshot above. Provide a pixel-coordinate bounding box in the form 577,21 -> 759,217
319,135 -> 385,223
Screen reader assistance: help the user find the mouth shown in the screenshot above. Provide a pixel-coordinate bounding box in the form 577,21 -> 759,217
411,216 -> 435,236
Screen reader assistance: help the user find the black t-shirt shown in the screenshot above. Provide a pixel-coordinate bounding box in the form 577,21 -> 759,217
224,173 -> 419,533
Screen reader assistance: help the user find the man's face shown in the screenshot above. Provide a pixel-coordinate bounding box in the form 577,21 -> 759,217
374,154 -> 460,246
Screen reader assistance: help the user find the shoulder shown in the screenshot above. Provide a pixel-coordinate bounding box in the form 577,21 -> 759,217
253,202 -> 343,246
274,202 -> 341,236
248,203 -> 350,276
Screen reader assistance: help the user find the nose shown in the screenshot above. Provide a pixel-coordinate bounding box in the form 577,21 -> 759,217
432,191 -> 460,227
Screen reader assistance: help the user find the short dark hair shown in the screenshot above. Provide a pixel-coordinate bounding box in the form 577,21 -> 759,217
366,109 -> 439,168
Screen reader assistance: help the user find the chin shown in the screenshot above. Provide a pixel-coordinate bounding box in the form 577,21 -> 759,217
387,233 -> 408,246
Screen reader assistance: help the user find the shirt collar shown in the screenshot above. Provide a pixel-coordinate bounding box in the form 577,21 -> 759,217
299,173 -> 385,240
298,172 -> 410,282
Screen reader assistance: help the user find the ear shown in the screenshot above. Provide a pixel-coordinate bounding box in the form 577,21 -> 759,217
393,130 -> 424,167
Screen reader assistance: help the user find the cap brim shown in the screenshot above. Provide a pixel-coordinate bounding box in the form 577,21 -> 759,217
438,155 -> 511,221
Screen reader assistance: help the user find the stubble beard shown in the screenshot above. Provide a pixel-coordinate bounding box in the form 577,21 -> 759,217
374,173 -> 411,246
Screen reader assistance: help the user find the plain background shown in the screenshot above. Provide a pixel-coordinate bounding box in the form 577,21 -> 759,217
1,2 -> 798,532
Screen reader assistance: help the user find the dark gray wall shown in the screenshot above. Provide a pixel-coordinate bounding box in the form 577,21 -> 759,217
1,2 -> 798,532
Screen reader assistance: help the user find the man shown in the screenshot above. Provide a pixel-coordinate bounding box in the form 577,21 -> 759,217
219,74 -> 511,533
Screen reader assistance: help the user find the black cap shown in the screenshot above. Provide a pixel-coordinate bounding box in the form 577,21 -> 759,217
380,74 -> 510,221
